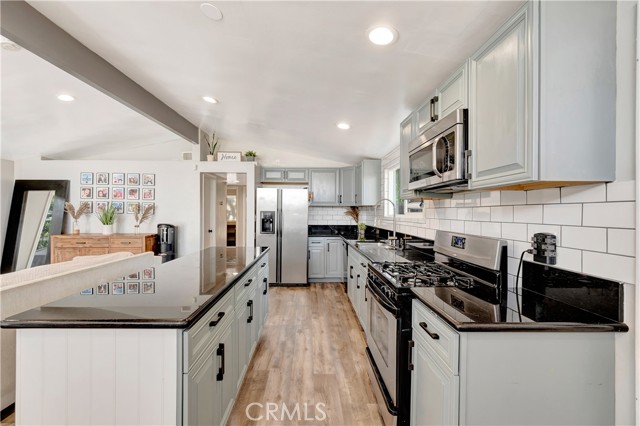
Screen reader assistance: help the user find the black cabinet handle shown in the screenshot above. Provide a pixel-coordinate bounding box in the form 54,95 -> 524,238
244,278 -> 253,287
419,322 -> 440,340
216,343 -> 225,381
263,277 -> 268,295
432,96 -> 439,121
208,229 -> 213,233
339,194 -> 342,204
261,262 -> 266,267
408,340 -> 415,370
209,312 -> 225,327
356,274 -> 360,289
360,263 -> 366,267
247,300 -> 253,323
350,265 -> 353,279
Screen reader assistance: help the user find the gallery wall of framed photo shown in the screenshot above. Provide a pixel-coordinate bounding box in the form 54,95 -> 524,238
79,171 -> 156,216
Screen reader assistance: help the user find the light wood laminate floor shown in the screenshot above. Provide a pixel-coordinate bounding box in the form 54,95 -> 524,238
227,283 -> 383,426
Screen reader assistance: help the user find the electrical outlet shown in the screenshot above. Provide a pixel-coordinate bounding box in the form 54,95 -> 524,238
531,233 -> 557,265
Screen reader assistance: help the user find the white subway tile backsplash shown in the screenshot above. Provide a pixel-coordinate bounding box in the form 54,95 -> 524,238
527,224 -> 562,244
473,207 -> 491,222
608,229 -> 635,257
464,221 -> 482,236
513,205 -> 543,224
513,241 -> 533,259
554,247 -> 582,273
457,208 -> 473,221
606,180 -> 635,202
561,184 -> 606,203
465,192 -> 482,207
502,223 -> 528,241
451,193 -> 467,207
491,206 -> 514,222
481,191 -> 501,206
526,188 -> 560,204
561,226 -> 607,252
500,191 -> 527,205
435,208 -> 448,219
583,251 -> 635,284
543,204 -> 582,226
583,202 -> 635,228
450,220 -> 465,233
481,222 -> 501,238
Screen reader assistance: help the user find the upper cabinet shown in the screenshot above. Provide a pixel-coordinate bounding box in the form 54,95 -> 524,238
309,168 -> 340,205
400,114 -> 415,200
355,159 -> 381,206
309,161 -> 381,207
468,1 -> 616,189
262,168 -> 308,183
339,167 -> 356,205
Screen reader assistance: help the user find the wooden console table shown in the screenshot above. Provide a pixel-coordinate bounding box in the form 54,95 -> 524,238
50,234 -> 157,263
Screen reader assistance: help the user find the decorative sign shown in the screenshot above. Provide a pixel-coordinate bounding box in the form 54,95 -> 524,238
217,151 -> 242,162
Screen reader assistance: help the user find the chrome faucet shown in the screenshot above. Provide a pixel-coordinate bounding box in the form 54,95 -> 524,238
373,198 -> 397,246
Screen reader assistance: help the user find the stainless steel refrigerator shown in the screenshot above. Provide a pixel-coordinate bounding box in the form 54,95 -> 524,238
256,188 -> 308,285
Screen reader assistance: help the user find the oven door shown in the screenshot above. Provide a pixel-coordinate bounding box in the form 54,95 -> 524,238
366,280 -> 399,405
408,139 -> 441,191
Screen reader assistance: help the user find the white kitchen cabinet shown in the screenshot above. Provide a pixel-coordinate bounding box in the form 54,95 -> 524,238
438,61 -> 468,118
183,337 -> 221,426
469,1 -> 616,189
410,299 -> 616,425
355,159 -> 382,206
339,167 -> 356,205
309,168 -> 340,205
346,247 -> 369,330
235,285 -> 257,389
308,237 -> 344,281
261,168 -> 308,183
400,113 -> 415,200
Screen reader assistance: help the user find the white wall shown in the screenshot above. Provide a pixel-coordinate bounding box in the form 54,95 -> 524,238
0,159 -> 15,261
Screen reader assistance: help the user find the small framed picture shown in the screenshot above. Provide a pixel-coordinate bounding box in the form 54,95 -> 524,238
127,282 -> 140,294
112,173 -> 125,185
142,173 -> 155,186
96,172 -> 109,185
128,272 -> 140,280
142,188 -> 155,200
126,202 -> 140,214
96,187 -> 109,199
142,202 -> 155,214
127,173 -> 140,186
142,281 -> 155,294
143,267 -> 155,279
112,187 -> 124,200
97,283 -> 109,295
80,288 -> 93,295
80,187 -> 93,199
83,201 -> 93,214
80,172 -> 93,185
127,187 -> 139,200
95,201 -> 109,213
112,282 -> 124,295
111,201 -> 124,214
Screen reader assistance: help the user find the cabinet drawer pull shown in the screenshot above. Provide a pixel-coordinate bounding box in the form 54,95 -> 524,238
261,262 -> 266,267
360,263 -> 366,267
356,274 -> 360,289
209,312 -> 225,327
263,277 -> 268,295
244,278 -> 253,287
408,340 -> 415,371
120,241 -> 132,245
419,321 -> 440,340
247,300 -> 254,323
75,242 -> 87,245
349,265 -> 353,279
215,343 -> 225,381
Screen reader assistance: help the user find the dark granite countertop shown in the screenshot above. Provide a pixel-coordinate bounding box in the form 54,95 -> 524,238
343,239 -> 434,263
412,260 -> 628,332
1,247 -> 269,329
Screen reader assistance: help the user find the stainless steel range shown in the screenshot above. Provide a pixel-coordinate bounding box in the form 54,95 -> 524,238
364,231 -> 507,426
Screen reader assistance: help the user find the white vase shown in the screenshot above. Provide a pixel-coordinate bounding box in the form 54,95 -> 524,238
206,154 -> 214,162
102,224 -> 114,235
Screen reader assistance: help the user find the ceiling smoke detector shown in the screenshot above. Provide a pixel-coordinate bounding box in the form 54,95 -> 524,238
200,3 -> 223,21
1,36 -> 21,52
367,26 -> 398,46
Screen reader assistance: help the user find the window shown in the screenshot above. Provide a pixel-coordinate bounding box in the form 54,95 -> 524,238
384,167 -> 405,216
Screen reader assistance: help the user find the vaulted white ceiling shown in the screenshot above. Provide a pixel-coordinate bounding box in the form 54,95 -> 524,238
2,1 -> 523,163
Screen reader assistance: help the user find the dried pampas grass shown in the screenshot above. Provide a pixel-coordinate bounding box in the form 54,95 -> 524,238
344,206 -> 359,224
133,203 -> 155,226
64,201 -> 91,219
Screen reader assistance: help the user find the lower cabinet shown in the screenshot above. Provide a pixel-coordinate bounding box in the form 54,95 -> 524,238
308,237 -> 345,282
346,247 -> 369,331
410,299 -> 617,425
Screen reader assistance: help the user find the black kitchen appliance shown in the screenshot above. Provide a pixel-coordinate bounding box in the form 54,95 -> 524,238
364,231 -> 507,426
157,224 -> 176,262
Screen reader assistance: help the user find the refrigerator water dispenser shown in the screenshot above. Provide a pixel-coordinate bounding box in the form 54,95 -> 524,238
260,211 -> 275,234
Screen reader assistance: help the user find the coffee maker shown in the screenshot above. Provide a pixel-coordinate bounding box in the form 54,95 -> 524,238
157,224 -> 175,262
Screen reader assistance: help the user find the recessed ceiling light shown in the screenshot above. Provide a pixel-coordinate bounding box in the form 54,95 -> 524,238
203,96 -> 218,104
368,26 -> 398,46
57,94 -> 75,102
0,36 -> 21,52
200,3 -> 223,21
337,122 -> 351,130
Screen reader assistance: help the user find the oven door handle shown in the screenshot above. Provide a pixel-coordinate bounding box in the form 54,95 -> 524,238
366,282 -> 399,316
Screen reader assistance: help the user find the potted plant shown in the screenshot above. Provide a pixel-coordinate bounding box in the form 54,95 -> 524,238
95,205 -> 117,235
204,131 -> 218,161
244,150 -> 257,162
358,222 -> 367,240
64,201 -> 91,234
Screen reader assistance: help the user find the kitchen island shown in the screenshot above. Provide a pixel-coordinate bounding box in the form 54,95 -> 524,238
2,246 -> 270,425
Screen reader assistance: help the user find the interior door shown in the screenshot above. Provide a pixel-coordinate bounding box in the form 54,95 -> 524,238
201,174 -> 216,249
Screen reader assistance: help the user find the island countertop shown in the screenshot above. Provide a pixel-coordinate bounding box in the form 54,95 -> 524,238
1,246 -> 269,329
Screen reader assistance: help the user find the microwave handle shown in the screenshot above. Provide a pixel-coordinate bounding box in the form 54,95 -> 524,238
433,138 -> 443,178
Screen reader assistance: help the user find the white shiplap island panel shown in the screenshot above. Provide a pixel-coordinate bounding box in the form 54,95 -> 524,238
16,328 -> 179,425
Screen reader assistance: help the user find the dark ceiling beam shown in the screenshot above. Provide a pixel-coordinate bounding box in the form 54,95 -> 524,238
1,0 -> 199,144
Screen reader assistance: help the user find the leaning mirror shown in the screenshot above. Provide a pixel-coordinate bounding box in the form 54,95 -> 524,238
1,180 -> 69,273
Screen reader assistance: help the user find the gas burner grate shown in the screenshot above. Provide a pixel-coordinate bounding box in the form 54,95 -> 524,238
378,261 -> 479,288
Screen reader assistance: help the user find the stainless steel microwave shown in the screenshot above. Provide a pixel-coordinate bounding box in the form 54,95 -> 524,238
408,108 -> 468,192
